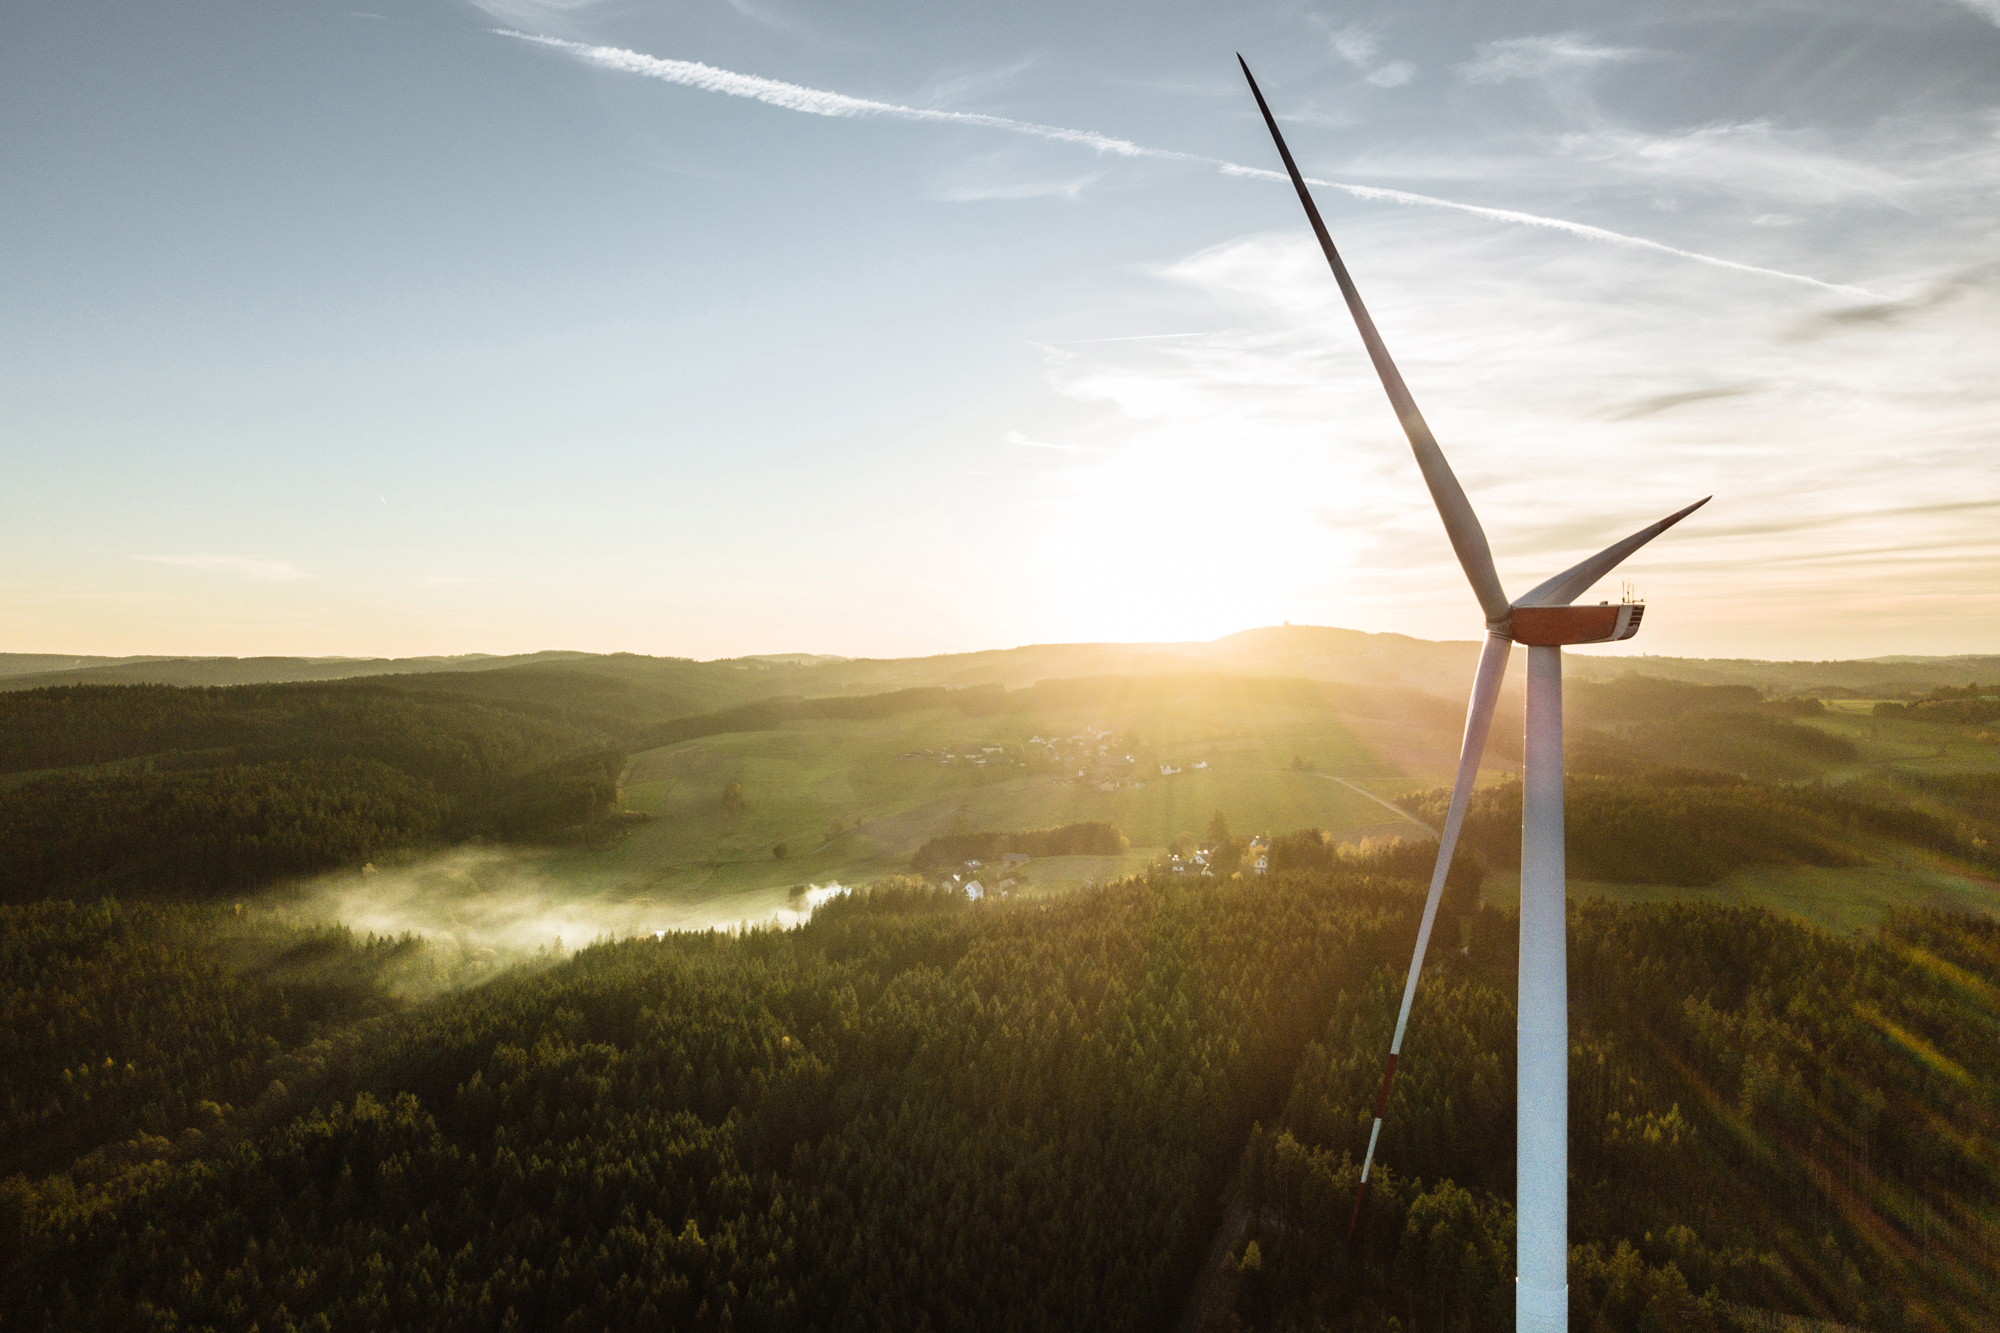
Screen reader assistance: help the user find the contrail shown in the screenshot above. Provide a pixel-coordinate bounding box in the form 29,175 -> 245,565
497,31 -> 1195,160
498,31 -> 1879,300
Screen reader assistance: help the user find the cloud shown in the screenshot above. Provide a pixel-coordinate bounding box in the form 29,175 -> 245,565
1060,332 -> 1213,344
1329,26 -> 1381,68
1946,0 -> 2000,25
496,31 -> 1876,298
1551,122 -> 1911,206
1604,383 -> 1759,421
495,31 -> 1177,158
1004,430 -> 1080,452
921,57 -> 1039,109
463,0 -> 606,29
719,0 -> 859,49
1460,33 -> 1643,85
999,219 -> 1999,656
1324,22 -> 1416,87
1783,263 -> 2000,339
1211,164 -> 1881,298
1681,497 -> 2000,543
136,553 -> 306,581
939,172 -> 1101,203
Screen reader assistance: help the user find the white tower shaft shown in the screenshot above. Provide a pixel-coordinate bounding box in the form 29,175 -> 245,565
1518,645 -> 1569,1331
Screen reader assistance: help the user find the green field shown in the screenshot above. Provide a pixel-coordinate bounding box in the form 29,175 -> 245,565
14,641 -> 1994,944
523,696 -> 1448,928
1484,860 -> 1995,935
494,692 -> 1997,941
1805,702 -> 2000,775
1477,708 -> 2000,932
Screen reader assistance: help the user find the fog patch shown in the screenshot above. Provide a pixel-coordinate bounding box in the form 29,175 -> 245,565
275,847 -> 854,977
752,882 -> 853,934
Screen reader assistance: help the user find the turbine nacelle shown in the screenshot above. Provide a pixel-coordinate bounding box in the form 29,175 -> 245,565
1508,602 -> 1643,646
1500,492 -> 1711,642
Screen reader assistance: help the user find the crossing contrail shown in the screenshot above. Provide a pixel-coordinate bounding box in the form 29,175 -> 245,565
497,31 -> 1880,300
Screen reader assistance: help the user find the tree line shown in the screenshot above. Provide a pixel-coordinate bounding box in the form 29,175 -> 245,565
1397,770 -> 2000,886
0,684 -> 626,901
910,821 -> 1131,869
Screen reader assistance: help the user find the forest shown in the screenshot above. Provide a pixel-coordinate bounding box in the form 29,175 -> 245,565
0,683 -> 624,901
3,667 -> 1997,1329
909,821 -> 1132,869
1397,770 -> 2000,887
0,670 -> 1460,906
3,869 -> 1995,1332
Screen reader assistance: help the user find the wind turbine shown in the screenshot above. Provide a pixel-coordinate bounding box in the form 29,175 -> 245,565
1237,58 -> 1707,1333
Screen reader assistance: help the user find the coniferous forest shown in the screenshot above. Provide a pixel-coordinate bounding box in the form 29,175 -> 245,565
4,873 -> 1996,1332
2,670 -> 1997,1330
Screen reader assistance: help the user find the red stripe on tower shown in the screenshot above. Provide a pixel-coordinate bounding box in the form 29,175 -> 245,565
1372,1053 -> 1399,1117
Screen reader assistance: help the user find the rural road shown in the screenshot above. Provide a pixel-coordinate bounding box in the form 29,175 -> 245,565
1292,771 -> 1439,837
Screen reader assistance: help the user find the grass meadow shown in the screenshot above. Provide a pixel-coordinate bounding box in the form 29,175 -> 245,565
511,693 -> 1998,938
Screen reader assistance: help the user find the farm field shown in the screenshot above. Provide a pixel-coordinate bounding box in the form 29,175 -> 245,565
1802,704 -> 2000,775
531,694 -> 1460,919
1482,859 -> 1996,935
5,643 -> 1994,943
1481,708 -> 2000,932
487,684 -> 2000,941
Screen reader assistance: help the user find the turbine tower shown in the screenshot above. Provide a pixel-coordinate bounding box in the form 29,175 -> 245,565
1238,57 -> 1707,1333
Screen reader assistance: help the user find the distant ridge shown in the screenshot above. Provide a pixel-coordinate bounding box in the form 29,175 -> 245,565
1566,651 -> 2000,695
2,628 -> 1993,698
733,653 -> 852,666
0,654 -> 183,680
0,650 -> 599,692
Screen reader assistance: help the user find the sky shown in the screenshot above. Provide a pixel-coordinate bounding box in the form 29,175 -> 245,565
3,0 -> 1997,662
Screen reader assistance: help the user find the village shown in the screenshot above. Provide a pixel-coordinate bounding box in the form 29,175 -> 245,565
928,831 -> 1272,902
896,726 -> 1216,794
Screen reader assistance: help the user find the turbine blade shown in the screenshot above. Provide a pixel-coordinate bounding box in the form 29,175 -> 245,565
1512,496 -> 1711,608
1239,56 -> 1511,627
1349,632 -> 1511,1236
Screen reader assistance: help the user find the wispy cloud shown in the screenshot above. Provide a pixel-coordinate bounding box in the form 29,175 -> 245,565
1004,430 -> 1080,452
1604,383 -> 1758,421
1784,262 -> 2000,338
137,553 -> 306,581
1324,23 -> 1416,88
939,171 -> 1101,203
1460,33 -> 1643,85
463,0 -> 606,29
1060,332 -> 1214,344
921,57 -> 1039,109
1002,222 -> 2000,655
1551,122 -> 1911,206
1212,164 -> 1882,298
1329,25 -> 1381,68
718,0 -> 859,49
495,31 -> 1179,158
1946,0 -> 2000,26
495,31 -> 1877,298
